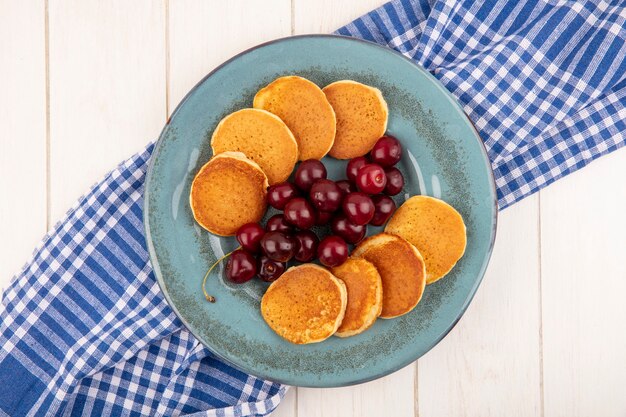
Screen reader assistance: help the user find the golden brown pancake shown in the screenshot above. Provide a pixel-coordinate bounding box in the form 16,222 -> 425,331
385,196 -> 466,284
261,264 -> 347,344
322,80 -> 388,159
253,76 -> 336,161
189,152 -> 268,236
331,258 -> 382,337
210,108 -> 298,184
352,233 -> 426,319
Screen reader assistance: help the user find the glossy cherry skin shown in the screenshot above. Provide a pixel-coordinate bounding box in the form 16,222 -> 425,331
309,179 -> 343,212
317,236 -> 349,267
346,156 -> 369,183
235,223 -> 265,253
331,214 -> 366,244
370,194 -> 396,226
283,197 -> 316,229
225,249 -> 257,283
356,164 -> 387,194
336,180 -> 356,195
293,230 -> 320,262
294,159 -> 327,191
384,167 -> 404,196
265,214 -> 293,233
370,135 -> 402,167
315,210 -> 333,226
267,182 -> 299,210
257,256 -> 286,282
260,231 -> 297,262
342,192 -> 375,225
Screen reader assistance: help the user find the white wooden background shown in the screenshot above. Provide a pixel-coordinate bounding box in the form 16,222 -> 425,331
1,1 -> 625,416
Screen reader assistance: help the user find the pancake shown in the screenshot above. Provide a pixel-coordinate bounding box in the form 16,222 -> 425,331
261,264 -> 347,344
322,80 -> 388,159
210,108 -> 298,184
385,195 -> 466,284
331,258 -> 382,337
253,76 -> 336,161
352,233 -> 426,319
189,152 -> 268,236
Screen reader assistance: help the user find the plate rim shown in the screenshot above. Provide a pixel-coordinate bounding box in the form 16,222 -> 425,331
144,34 -> 499,387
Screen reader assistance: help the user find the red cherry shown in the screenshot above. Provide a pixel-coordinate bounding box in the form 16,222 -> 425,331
225,249 -> 257,283
384,167 -> 404,196
315,210 -> 333,226
317,236 -> 349,267
356,164 -> 387,194
370,135 -> 402,167
260,231 -> 296,262
309,179 -> 343,212
258,256 -> 286,282
370,195 -> 396,226
342,192 -> 375,225
283,197 -> 316,229
331,214 -> 366,244
266,214 -> 293,233
267,182 -> 299,209
336,180 -> 356,195
294,159 -> 327,191
294,230 -> 320,262
346,156 -> 369,183
236,223 -> 265,253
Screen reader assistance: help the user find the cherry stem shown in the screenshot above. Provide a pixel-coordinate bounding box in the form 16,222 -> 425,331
202,249 -> 236,303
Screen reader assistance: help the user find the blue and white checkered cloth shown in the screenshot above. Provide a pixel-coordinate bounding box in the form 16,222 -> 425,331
338,0 -> 626,209
1,1 -> 624,415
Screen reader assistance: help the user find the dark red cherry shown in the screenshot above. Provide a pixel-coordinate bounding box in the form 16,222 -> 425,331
370,194 -> 396,226
260,231 -> 296,262
370,135 -> 402,167
342,192 -> 375,225
315,210 -> 333,226
294,230 -> 320,262
294,159 -> 327,191
267,182 -> 299,209
356,164 -> 387,194
317,236 -> 349,267
236,223 -> 265,253
283,197 -> 316,229
257,256 -> 286,282
346,156 -> 369,183
331,214 -> 366,244
384,167 -> 404,196
336,180 -> 356,195
266,214 -> 293,233
225,249 -> 257,283
309,179 -> 343,212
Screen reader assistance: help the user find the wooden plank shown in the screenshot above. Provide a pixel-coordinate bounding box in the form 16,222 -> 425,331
168,0 -> 292,112
292,1 -> 417,417
418,196 -> 543,417
541,151 -> 626,417
47,0 -> 167,222
293,0 -> 386,34
297,365 -> 415,417
273,387 -> 297,417
167,2 -> 293,416
0,1 -> 47,288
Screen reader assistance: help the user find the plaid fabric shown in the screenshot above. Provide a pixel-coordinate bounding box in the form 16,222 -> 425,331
0,146 -> 284,417
338,0 -> 626,208
1,0 -> 625,416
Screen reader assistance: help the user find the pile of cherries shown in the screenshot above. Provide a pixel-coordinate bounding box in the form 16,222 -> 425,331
225,135 -> 405,284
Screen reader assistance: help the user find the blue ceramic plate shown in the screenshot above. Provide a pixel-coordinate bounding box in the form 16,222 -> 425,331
144,35 -> 497,387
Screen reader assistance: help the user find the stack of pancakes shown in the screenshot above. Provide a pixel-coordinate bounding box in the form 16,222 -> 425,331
189,74 -> 467,345
261,196 -> 466,345
190,76 -> 389,237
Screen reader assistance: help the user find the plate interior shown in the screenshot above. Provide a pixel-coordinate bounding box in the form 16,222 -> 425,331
145,35 -> 497,387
